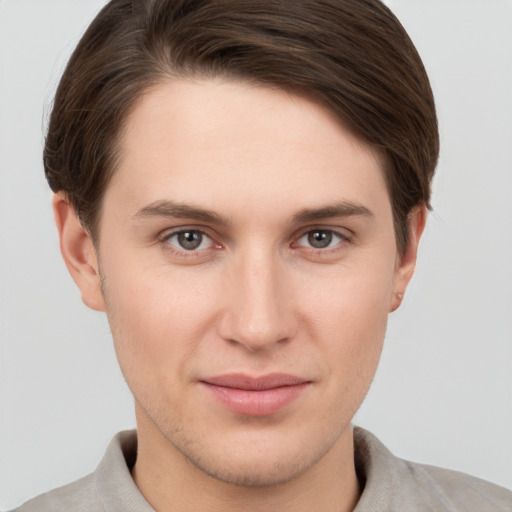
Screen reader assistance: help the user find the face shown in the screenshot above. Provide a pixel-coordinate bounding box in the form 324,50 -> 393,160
59,78 -> 422,487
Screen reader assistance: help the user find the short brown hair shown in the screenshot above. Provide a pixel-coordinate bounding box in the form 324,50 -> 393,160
44,0 -> 438,253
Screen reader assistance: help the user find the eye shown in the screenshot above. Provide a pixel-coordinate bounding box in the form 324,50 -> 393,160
296,229 -> 347,249
165,230 -> 214,251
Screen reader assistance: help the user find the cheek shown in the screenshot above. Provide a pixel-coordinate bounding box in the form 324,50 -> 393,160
301,255 -> 394,331
314,292 -> 388,378
306,286 -> 388,423
298,258 -> 394,381
100,257 -> 220,388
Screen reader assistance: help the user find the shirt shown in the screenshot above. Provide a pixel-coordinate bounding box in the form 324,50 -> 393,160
12,428 -> 512,511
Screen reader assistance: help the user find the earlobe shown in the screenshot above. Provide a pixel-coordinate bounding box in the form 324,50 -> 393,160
52,193 -> 106,312
390,206 -> 427,312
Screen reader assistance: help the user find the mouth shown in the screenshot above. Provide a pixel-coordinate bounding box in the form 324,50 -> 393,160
199,373 -> 311,417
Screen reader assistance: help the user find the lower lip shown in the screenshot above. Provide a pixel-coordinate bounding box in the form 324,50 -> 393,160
201,382 -> 310,417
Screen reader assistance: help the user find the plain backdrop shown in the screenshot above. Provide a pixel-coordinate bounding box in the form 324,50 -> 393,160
1,0 -> 511,509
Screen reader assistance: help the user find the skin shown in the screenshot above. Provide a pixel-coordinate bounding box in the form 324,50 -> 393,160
54,78 -> 425,512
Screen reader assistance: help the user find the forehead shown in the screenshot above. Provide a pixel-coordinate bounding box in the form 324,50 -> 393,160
106,78 -> 390,224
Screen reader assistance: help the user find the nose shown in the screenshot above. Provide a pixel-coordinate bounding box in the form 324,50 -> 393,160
218,249 -> 297,352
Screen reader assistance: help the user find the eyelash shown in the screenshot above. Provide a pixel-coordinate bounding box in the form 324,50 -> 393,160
158,227 -> 352,258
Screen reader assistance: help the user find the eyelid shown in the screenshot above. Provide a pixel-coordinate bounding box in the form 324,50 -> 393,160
159,225 -> 213,241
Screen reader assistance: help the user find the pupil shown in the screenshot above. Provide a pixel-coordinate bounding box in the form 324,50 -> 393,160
178,231 -> 202,250
308,230 -> 332,248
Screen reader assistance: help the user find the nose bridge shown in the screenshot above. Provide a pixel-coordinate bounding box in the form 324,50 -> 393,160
221,245 -> 294,351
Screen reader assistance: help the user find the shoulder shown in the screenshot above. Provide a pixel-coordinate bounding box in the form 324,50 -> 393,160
10,474 -> 100,512
10,430 -> 151,512
354,427 -> 512,512
403,459 -> 512,511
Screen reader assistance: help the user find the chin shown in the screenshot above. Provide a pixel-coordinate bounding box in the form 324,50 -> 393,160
184,449 -> 320,488
168,425 -> 341,488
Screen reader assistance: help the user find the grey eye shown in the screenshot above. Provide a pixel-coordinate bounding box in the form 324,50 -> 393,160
176,231 -> 205,250
307,230 -> 333,249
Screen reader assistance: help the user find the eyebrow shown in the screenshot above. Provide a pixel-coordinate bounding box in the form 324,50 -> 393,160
291,201 -> 374,224
133,200 -> 230,225
133,199 -> 373,226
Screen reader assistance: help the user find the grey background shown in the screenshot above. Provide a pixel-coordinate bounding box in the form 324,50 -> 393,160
1,0 -> 511,508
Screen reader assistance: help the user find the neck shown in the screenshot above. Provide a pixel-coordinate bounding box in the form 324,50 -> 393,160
132,412 -> 361,512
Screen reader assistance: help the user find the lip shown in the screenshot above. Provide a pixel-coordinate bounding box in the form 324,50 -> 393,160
200,373 -> 311,417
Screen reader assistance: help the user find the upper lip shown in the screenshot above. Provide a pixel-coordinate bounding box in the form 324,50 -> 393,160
201,373 -> 310,391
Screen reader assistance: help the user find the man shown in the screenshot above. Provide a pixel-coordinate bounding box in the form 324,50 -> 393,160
10,0 -> 512,510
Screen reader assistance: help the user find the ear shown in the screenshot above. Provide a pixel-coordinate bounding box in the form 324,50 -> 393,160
390,205 -> 427,312
53,192 -> 106,312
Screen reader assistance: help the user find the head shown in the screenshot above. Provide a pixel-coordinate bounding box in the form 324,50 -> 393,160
49,0 -> 438,491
